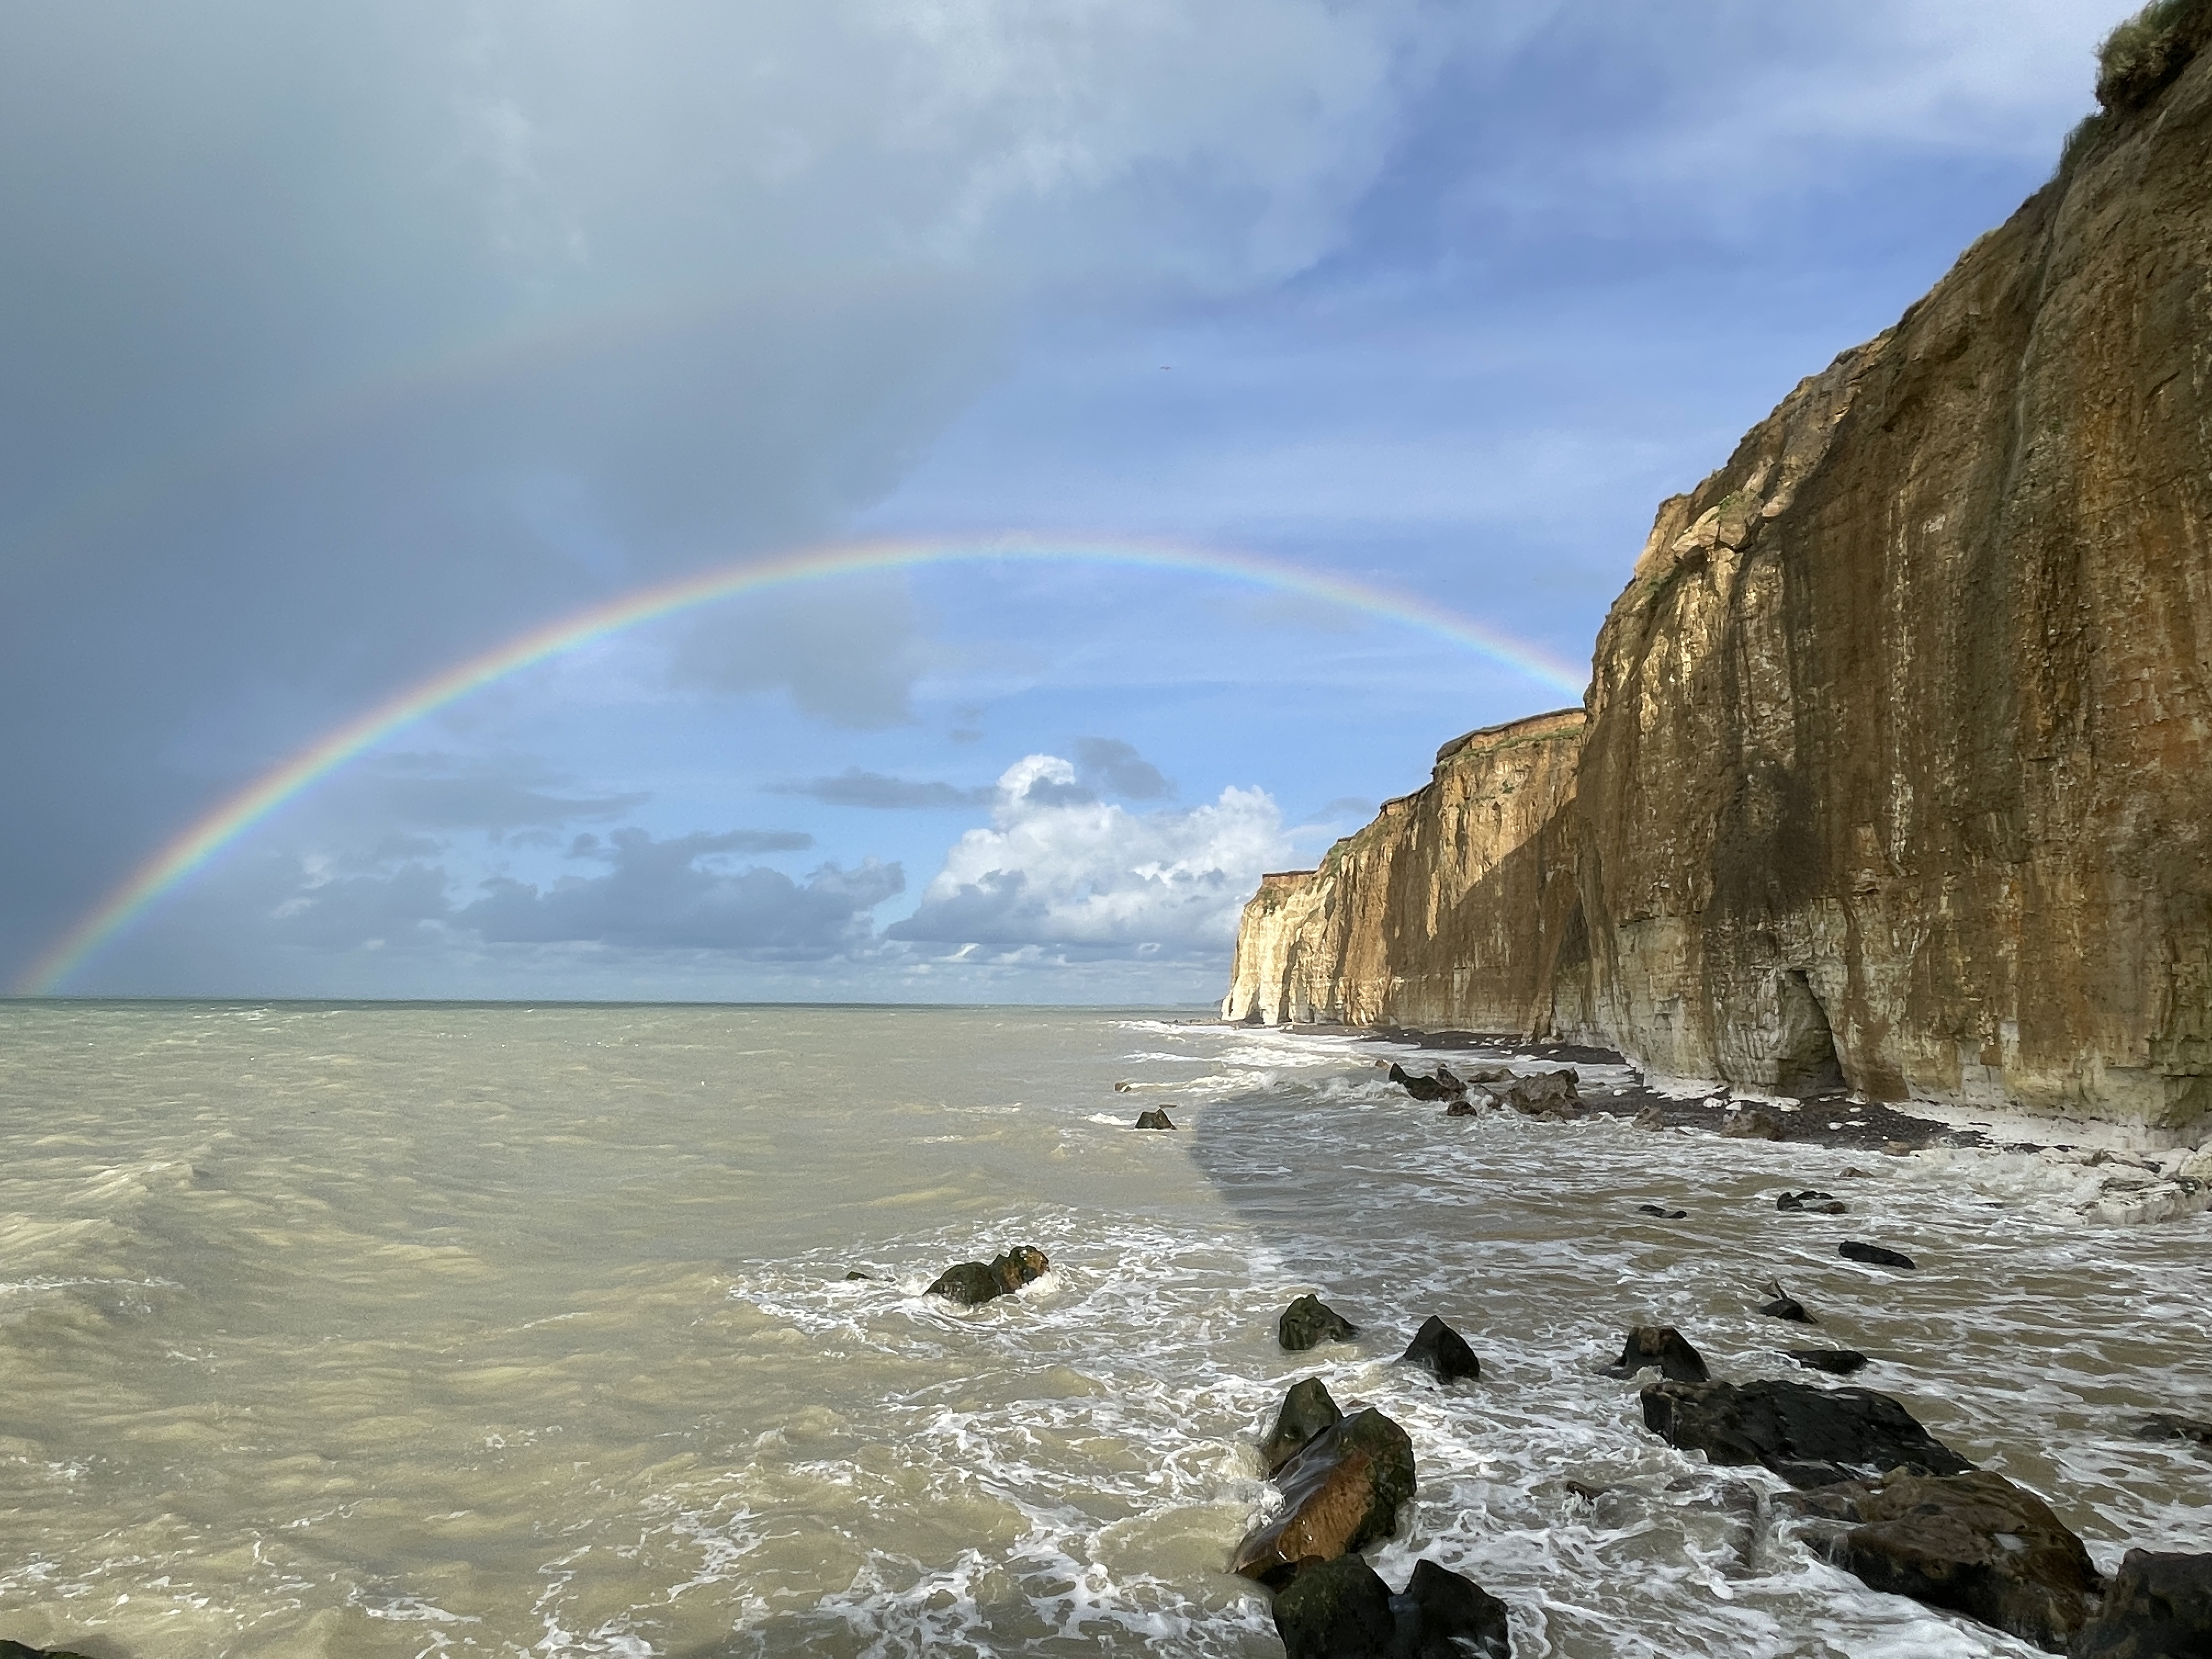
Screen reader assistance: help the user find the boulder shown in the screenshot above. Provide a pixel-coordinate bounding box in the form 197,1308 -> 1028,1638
2070,1548 -> 2212,1658
1500,1069 -> 1582,1119
1786,1348 -> 1870,1375
1759,1281 -> 1816,1323
0,1644 -> 95,1659
1230,1408 -> 1417,1587
925,1244 -> 1050,1305
1133,1108 -> 1176,1130
1387,1063 -> 1452,1102
1639,1376 -> 1973,1488
843,1269 -> 873,1280
1778,1189 -> 1848,1214
1114,1080 -> 1136,1092
1634,1104 -> 1669,1131
1606,1324 -> 1709,1383
1784,1469 -> 2100,1652
2138,1412 -> 2212,1444
1262,1377 -> 1344,1474
1270,1555 -> 1513,1659
1398,1314 -> 1481,1383
1444,1097 -> 1480,1117
1397,1559 -> 1514,1659
1840,1240 -> 1917,1269
1723,1108 -> 1787,1141
1280,1293 -> 1358,1351
1635,1203 -> 1688,1218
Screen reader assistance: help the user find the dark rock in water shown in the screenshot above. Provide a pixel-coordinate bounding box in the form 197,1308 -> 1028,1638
1443,1097 -> 1480,1117
1387,1062 -> 1451,1102
1723,1108 -> 1787,1140
1639,1376 -> 1973,1488
1432,1064 -> 1465,1094
926,1244 -> 1050,1305
1114,1080 -> 1136,1092
1272,1554 -> 1398,1658
2138,1412 -> 2212,1444
1133,1108 -> 1176,1130
843,1269 -> 873,1280
1635,1203 -> 1688,1218
1398,1314 -> 1480,1383
1839,1240 -> 1917,1269
1786,1348 -> 1870,1375
1777,1189 -> 1847,1214
1759,1280 -> 1816,1323
1395,1559 -> 1513,1659
1784,1469 -> 2100,1652
1634,1104 -> 1669,1131
1280,1293 -> 1357,1351
1564,1477 -> 1609,1503
1262,1376 -> 1344,1474
2071,1548 -> 2212,1657
1606,1324 -> 1709,1383
0,1645 -> 97,1659
1230,1408 -> 1417,1587
1459,1065 -> 1515,1085
1499,1069 -> 1582,1119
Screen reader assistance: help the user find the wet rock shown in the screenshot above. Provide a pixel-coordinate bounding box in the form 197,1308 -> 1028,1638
924,1244 -> 1050,1305
1230,1408 -> 1417,1587
843,1269 -> 873,1280
1634,1105 -> 1669,1131
1262,1377 -> 1345,1474
1759,1280 -> 1816,1323
2070,1548 -> 2212,1657
1133,1108 -> 1176,1130
0,1643 -> 97,1659
1635,1203 -> 1688,1218
1444,1097 -> 1480,1117
1783,1469 -> 2099,1652
1114,1080 -> 1136,1092
1778,1189 -> 1847,1214
1387,1063 -> 1453,1102
1786,1348 -> 1870,1375
2138,1412 -> 2212,1444
1639,1376 -> 1973,1488
1270,1555 -> 1513,1659
1280,1293 -> 1358,1351
1500,1069 -> 1582,1119
1723,1108 -> 1787,1141
1840,1240 -> 1917,1269
1606,1324 -> 1709,1383
1398,1314 -> 1480,1383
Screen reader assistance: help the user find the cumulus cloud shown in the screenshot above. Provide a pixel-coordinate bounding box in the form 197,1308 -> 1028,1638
889,754 -> 1288,957
455,829 -> 898,957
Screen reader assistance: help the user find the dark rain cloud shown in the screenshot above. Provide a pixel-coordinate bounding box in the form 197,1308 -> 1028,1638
1074,738 -> 1172,800
769,769 -> 995,811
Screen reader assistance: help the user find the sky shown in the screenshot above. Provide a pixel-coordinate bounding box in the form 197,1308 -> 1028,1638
0,0 -> 2124,1005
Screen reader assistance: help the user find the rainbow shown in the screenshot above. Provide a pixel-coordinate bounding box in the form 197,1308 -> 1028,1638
15,534 -> 1588,995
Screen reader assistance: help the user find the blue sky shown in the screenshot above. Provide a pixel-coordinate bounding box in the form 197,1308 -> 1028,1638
0,0 -> 2120,1002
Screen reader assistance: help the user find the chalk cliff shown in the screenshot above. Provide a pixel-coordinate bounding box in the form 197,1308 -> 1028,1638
1227,12 -> 2212,1137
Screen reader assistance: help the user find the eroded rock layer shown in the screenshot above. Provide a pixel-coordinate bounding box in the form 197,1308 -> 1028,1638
1226,35 -> 2212,1136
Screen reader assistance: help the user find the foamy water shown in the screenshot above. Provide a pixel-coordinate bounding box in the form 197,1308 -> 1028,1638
0,1002 -> 2207,1657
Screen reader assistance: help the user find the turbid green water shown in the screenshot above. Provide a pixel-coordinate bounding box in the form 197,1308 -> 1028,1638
0,1002 -> 2207,1657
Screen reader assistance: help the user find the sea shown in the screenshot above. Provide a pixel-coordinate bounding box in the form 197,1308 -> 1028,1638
0,1001 -> 2207,1658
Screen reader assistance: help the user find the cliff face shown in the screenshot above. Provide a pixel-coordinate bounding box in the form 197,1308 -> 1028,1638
1221,710 -> 1587,1033
1227,30 -> 2212,1137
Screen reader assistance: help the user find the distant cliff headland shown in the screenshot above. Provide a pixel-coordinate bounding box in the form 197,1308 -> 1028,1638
1226,3 -> 2212,1139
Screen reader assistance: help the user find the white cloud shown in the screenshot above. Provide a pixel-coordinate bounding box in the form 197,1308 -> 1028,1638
890,753 -> 1290,957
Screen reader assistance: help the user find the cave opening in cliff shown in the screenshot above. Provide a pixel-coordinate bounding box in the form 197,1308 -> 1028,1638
1775,969 -> 1847,1097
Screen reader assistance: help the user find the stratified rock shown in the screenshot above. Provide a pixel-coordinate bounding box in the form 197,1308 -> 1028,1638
1785,1469 -> 2100,1652
1133,1108 -> 1176,1130
2138,1412 -> 2212,1444
1759,1281 -> 1816,1324
1839,1241 -> 1917,1269
1223,26 -> 2212,1135
1262,1377 -> 1344,1474
1280,1293 -> 1357,1351
1231,1408 -> 1416,1587
1606,1324 -> 1708,1383
1398,1315 -> 1480,1383
1271,1554 -> 1398,1657
2070,1548 -> 2212,1658
1635,1203 -> 1688,1218
1786,1348 -> 1870,1375
1778,1189 -> 1847,1214
925,1244 -> 1051,1306
1722,1109 -> 1786,1141
1640,1376 -> 1973,1488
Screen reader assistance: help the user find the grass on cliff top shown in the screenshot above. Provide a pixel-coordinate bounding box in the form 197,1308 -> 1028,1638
2097,0 -> 2212,110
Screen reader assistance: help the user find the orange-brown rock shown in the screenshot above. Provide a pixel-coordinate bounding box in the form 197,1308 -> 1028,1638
1224,20 -> 2212,1138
